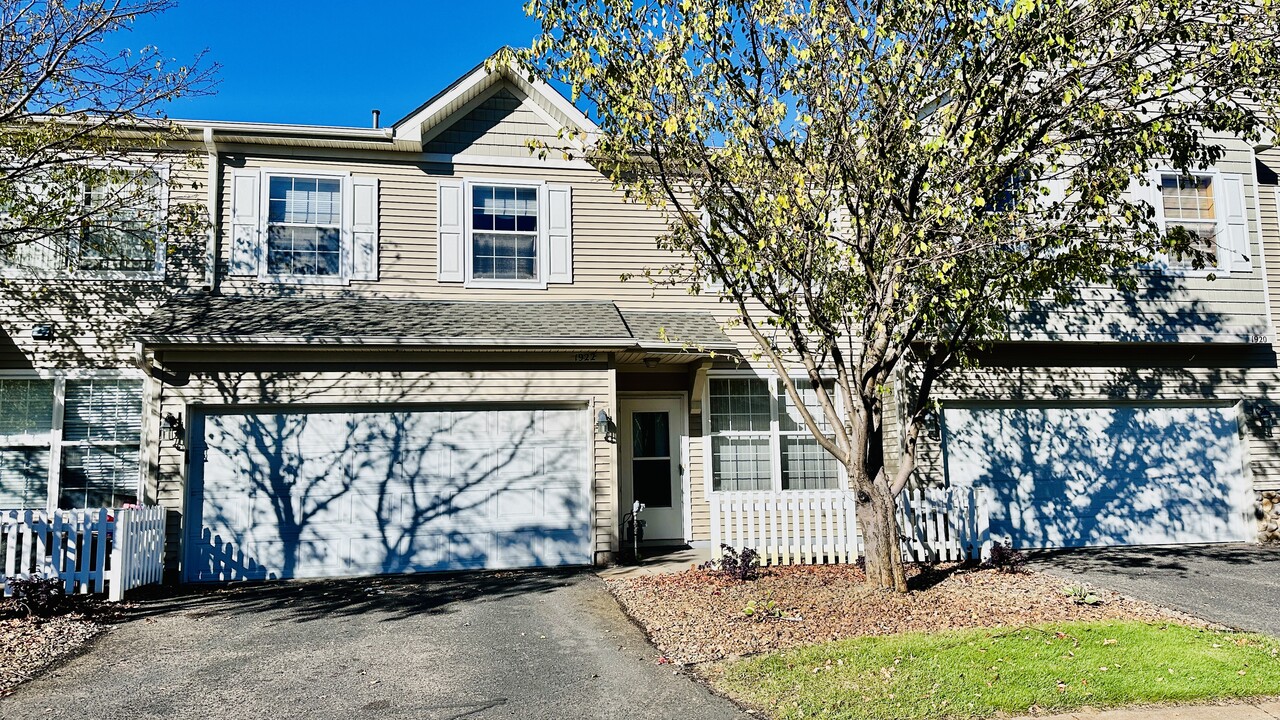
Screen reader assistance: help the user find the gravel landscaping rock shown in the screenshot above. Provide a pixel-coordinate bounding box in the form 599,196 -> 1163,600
607,563 -> 1202,664
0,612 -> 104,696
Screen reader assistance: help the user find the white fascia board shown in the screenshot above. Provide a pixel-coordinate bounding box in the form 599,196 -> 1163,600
136,335 -> 637,349
392,58 -> 599,147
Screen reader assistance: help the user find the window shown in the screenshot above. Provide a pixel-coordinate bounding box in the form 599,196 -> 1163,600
0,377 -> 142,510
0,380 -> 55,507
470,184 -> 538,281
0,168 -> 164,276
708,376 -> 841,492
266,176 -> 343,277
1158,174 -> 1220,268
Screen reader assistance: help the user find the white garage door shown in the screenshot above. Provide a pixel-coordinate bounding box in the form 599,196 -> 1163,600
943,404 -> 1254,549
185,405 -> 592,582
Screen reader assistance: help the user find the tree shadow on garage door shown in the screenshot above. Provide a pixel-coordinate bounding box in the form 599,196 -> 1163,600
938,394 -> 1255,548
185,387 -> 594,583
122,568 -> 588,623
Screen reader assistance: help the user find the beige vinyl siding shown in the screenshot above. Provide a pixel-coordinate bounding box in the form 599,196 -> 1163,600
687,410 -> 711,542
424,88 -> 560,158
1012,138 -> 1268,343
150,364 -> 615,571
1256,148 -> 1280,332
0,158 -> 207,371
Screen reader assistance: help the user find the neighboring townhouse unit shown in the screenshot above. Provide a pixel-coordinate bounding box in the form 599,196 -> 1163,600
2,55 -> 1279,582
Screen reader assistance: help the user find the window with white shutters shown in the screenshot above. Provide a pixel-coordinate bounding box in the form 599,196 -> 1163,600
231,169 -> 380,284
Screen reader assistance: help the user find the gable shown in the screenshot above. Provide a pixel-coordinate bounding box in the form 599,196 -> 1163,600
423,86 -> 560,158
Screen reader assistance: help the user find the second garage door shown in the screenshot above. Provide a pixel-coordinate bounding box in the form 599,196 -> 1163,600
185,405 -> 592,582
943,404 -> 1254,548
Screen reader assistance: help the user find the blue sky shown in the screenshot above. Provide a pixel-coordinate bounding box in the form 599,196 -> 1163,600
114,0 -> 545,127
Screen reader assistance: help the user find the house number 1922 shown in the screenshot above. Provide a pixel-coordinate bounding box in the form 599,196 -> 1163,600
574,353 -> 599,362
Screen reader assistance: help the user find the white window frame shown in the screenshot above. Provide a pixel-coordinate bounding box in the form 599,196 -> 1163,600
462,177 -> 550,289
1150,168 -> 1227,277
702,370 -> 846,495
0,369 -> 146,511
0,162 -> 169,282
257,168 -> 352,286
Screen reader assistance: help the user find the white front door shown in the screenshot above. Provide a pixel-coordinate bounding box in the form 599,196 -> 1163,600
620,397 -> 685,542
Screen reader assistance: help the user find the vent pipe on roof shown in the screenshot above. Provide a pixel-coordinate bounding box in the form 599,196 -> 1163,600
371,109 -> 381,129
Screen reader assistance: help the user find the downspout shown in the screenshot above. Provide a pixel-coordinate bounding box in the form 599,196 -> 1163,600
1251,141 -> 1275,343
202,126 -> 220,292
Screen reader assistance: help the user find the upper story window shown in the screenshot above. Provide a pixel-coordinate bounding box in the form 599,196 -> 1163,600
227,167 -> 379,284
471,184 -> 538,281
266,176 -> 343,277
706,376 -> 841,493
436,178 -> 573,287
1158,173 -> 1221,269
0,168 -> 165,278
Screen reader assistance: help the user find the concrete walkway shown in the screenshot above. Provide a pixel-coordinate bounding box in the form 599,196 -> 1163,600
596,545 -> 711,578
1013,700 -> 1280,719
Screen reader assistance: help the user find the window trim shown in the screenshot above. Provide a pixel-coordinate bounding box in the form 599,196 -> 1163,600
0,369 -> 146,511
256,167 -> 353,286
0,162 -> 170,282
702,370 -> 846,495
461,177 -> 550,290
1150,168 -> 1228,277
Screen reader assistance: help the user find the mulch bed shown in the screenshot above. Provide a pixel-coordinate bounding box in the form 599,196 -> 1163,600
0,612 -> 103,695
607,563 -> 1202,664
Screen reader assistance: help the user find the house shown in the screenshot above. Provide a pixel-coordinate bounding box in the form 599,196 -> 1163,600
1,54 -> 1278,582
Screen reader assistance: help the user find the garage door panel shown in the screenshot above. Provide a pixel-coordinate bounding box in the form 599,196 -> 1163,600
186,405 -> 591,581
944,404 -> 1252,548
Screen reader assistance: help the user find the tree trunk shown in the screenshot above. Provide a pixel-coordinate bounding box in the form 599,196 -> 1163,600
853,468 -> 909,592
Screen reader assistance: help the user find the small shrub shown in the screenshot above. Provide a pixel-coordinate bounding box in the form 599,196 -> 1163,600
8,573 -> 68,617
742,594 -> 783,620
987,542 -> 1027,574
1063,583 -> 1104,606
700,544 -> 762,581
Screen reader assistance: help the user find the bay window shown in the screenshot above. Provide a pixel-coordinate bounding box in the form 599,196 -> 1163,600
0,377 -> 142,510
708,376 -> 841,492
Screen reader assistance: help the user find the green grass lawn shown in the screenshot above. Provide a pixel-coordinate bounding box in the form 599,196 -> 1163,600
713,621 -> 1280,720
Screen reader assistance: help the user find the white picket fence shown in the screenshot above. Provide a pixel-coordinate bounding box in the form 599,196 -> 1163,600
1,506 -> 167,601
710,486 -> 992,566
711,490 -> 859,566
897,487 -> 993,563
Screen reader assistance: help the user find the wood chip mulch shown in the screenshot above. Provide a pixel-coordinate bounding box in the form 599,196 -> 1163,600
0,612 -> 103,695
607,564 -> 1203,664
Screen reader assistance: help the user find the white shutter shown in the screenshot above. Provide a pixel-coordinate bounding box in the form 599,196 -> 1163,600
437,179 -> 465,282
349,176 -> 379,281
1219,173 -> 1249,272
700,208 -> 725,294
546,183 -> 573,284
229,170 -> 261,276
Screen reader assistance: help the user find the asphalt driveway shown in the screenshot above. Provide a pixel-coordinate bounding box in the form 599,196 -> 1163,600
1027,543 -> 1280,636
0,570 -> 747,720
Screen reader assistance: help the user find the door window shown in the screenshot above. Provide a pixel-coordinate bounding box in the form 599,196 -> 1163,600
631,411 -> 672,507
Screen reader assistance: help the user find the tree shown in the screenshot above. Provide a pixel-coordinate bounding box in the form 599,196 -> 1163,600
0,0 -> 213,269
521,0 -> 1280,589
